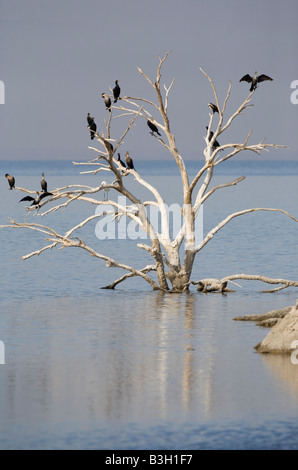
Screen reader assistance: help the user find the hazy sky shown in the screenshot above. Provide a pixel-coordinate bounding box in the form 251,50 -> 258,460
0,0 -> 297,161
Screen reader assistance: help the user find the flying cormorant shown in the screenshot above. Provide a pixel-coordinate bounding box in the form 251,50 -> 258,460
208,103 -> 219,114
239,72 -> 273,92
147,120 -> 161,136
5,173 -> 15,190
113,80 -> 121,103
117,153 -> 126,169
41,172 -> 47,192
102,93 -> 111,111
125,151 -> 135,170
88,116 -> 97,140
19,191 -> 53,207
206,127 -> 221,151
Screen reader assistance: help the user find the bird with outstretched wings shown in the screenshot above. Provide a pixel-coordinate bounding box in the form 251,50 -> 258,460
240,72 -> 273,92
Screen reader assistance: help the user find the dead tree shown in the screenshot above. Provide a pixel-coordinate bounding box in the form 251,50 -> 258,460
2,53 -> 298,293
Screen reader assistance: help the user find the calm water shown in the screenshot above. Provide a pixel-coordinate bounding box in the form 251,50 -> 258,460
0,159 -> 298,450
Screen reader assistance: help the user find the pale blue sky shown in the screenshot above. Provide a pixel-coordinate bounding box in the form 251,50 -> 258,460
0,0 -> 297,161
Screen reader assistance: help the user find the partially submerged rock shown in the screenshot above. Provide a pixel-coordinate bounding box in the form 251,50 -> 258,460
255,302 -> 298,354
256,318 -> 279,328
233,305 -> 292,323
234,301 -> 298,354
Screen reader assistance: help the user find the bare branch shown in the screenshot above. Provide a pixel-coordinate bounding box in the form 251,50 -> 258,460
164,78 -> 175,113
101,265 -> 157,289
195,207 -> 298,253
0,219 -> 59,238
200,67 -> 222,119
198,175 -> 246,208
2,218 -> 161,289
221,80 -> 232,115
23,242 -> 59,260
194,274 -> 298,294
220,91 -> 254,135
222,274 -> 298,291
119,96 -> 159,110
137,66 -> 155,88
113,106 -> 144,154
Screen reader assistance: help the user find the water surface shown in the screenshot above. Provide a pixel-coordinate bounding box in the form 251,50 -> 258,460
0,160 -> 297,449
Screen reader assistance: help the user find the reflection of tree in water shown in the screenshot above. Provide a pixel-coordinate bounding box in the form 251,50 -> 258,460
100,291 -> 219,421
153,291 -> 217,417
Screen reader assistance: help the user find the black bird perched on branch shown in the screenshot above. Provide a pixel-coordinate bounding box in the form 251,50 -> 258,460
5,173 -> 15,190
113,80 -> 121,103
147,120 -> 161,136
87,115 -> 97,140
208,102 -> 219,114
19,191 -> 53,207
102,93 -> 111,111
239,72 -> 273,92
206,127 -> 221,151
41,172 -> 47,192
117,153 -> 126,169
87,113 -> 93,127
125,151 -> 135,170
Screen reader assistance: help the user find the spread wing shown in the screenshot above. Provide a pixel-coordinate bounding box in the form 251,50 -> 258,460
257,74 -> 273,83
19,196 -> 34,202
239,74 -> 252,83
39,192 -> 53,200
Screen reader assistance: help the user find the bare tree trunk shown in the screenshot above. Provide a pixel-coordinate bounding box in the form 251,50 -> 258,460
151,238 -> 169,291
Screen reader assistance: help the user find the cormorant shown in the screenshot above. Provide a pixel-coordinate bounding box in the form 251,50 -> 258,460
5,173 -> 15,190
208,103 -> 219,114
113,80 -> 121,103
87,113 -> 93,126
147,120 -> 161,136
239,72 -> 273,92
206,127 -> 221,151
102,93 -> 111,111
88,116 -> 97,140
41,172 -> 47,192
125,151 -> 135,170
19,191 -> 53,207
117,153 -> 126,169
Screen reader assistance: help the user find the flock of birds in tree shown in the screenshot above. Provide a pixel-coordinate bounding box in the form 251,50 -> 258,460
5,172 -> 53,207
86,79 -> 163,172
5,72 -> 273,206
